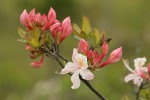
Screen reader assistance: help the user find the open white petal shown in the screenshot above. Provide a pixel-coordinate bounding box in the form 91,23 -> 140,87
71,71 -> 80,89
80,69 -> 94,80
72,48 -> 80,65
134,57 -> 147,68
133,77 -> 143,87
122,59 -> 135,73
60,62 -> 78,74
124,73 -> 137,83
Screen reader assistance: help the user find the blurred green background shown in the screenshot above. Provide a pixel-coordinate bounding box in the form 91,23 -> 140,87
1,0 -> 150,100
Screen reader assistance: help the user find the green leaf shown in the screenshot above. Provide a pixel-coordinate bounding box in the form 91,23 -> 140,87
93,28 -> 103,46
30,38 -> 39,48
31,27 -> 40,41
82,16 -> 91,34
17,39 -> 27,43
17,27 -> 27,38
73,23 -> 81,34
121,95 -> 130,100
80,31 -> 87,40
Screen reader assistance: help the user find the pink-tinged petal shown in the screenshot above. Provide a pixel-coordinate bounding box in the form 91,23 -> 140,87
101,41 -> 108,58
71,71 -> 80,89
20,9 -> 29,26
148,63 -> 150,76
48,7 -> 56,21
31,56 -> 44,68
78,39 -> 89,54
124,73 -> 137,83
134,57 -> 147,68
122,59 -> 135,73
60,62 -> 79,74
135,69 -> 148,79
80,69 -> 94,80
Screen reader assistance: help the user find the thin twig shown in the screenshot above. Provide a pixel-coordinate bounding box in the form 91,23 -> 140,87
136,82 -> 143,100
57,54 -> 68,62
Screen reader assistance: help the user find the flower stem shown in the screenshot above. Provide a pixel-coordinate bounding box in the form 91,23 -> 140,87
136,82 -> 143,100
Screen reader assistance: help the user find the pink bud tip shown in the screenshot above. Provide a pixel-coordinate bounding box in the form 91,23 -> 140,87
30,56 -> 44,68
20,9 -> 29,26
48,7 -> 56,21
78,39 -> 89,54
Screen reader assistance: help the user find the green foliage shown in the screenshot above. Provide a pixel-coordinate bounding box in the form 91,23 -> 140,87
82,16 -> 91,34
73,16 -> 104,48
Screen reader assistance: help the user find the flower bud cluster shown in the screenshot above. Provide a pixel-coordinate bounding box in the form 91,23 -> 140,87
18,7 -> 72,67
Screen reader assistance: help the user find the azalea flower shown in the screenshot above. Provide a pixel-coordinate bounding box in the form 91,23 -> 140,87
123,57 -> 148,87
60,48 -> 94,89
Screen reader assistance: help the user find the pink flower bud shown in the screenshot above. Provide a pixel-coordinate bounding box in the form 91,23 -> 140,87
42,7 -> 56,30
148,63 -> 150,76
100,47 -> 122,68
62,17 -> 72,35
20,9 -> 29,27
78,39 -> 89,54
28,9 -> 36,27
31,56 -> 44,68
48,7 -> 56,22
50,20 -> 61,38
101,41 -> 108,58
59,17 -> 72,43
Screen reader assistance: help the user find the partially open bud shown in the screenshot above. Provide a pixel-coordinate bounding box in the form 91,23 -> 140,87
78,39 -> 89,54
100,47 -> 122,68
31,56 -> 44,68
